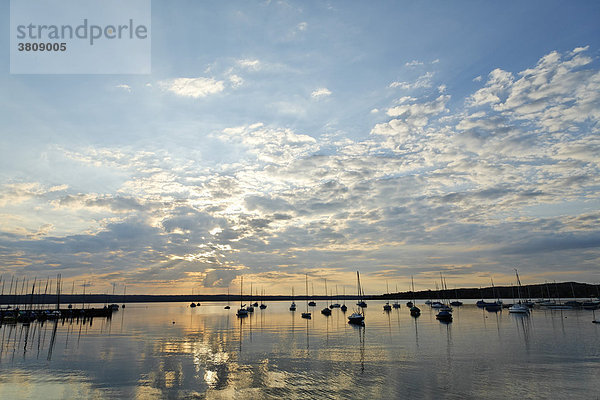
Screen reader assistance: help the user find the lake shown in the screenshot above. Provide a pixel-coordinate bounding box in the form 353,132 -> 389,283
0,301 -> 598,399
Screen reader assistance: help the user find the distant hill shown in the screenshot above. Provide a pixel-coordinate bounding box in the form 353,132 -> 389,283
0,281 -> 597,305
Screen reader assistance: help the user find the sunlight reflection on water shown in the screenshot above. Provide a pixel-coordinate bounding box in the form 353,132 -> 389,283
0,301 -> 598,399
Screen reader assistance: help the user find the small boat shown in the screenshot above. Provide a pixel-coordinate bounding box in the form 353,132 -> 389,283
406,301 -> 413,308
190,302 -> 196,308
224,305 -> 231,310
259,289 -> 267,309
509,269 -> 530,315
409,278 -> 420,317
249,283 -> 257,310
196,303 -> 201,306
341,286 -> 348,312
330,285 -> 341,308
290,287 -> 296,311
237,277 -> 248,317
321,279 -> 332,316
308,282 -> 317,307
225,288 -> 231,309
485,302 -> 502,312
392,284 -> 401,308
436,310 -> 452,321
383,283 -> 391,311
509,303 -> 529,313
431,301 -> 443,308
356,272 -> 367,308
440,304 -> 452,312
451,288 -> 463,306
348,271 -> 366,325
348,312 -> 364,325
302,275 -> 311,319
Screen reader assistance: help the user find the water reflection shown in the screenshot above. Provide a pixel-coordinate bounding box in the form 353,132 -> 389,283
0,302 -> 598,399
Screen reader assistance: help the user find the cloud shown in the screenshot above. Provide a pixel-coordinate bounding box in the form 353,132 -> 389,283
115,84 -> 132,92
160,77 -> 225,98
405,60 -> 424,67
237,59 -> 261,70
229,74 -> 244,88
311,88 -> 332,98
2,47 -> 599,292
467,48 -> 599,137
389,72 -> 434,90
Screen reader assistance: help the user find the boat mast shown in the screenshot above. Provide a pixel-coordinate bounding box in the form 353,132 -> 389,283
515,269 -> 523,301
305,274 -> 309,311
240,276 -> 243,308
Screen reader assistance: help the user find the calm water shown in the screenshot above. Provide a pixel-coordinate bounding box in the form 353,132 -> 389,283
0,301 -> 598,399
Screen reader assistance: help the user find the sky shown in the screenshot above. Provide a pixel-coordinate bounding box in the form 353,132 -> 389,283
1,1 -> 599,295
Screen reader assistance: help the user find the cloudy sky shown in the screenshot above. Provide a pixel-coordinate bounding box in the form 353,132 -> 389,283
1,1 -> 599,295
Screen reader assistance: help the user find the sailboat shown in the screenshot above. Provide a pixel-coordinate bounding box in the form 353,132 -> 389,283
435,273 -> 452,322
259,289 -> 267,309
302,274 -> 311,319
321,279 -> 332,316
348,271 -> 365,325
409,276 -> 421,317
189,286 -> 197,308
247,283 -> 255,311
484,277 -> 502,312
289,287 -> 296,311
509,269 -> 530,314
383,281 -> 392,311
224,287 -> 231,309
330,285 -> 341,308
308,282 -> 317,307
392,284 -> 401,309
236,277 -> 248,317
356,272 -> 367,308
450,287 -> 463,307
341,286 -> 348,312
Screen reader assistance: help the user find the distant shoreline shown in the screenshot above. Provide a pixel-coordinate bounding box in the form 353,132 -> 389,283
1,281 -> 597,304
